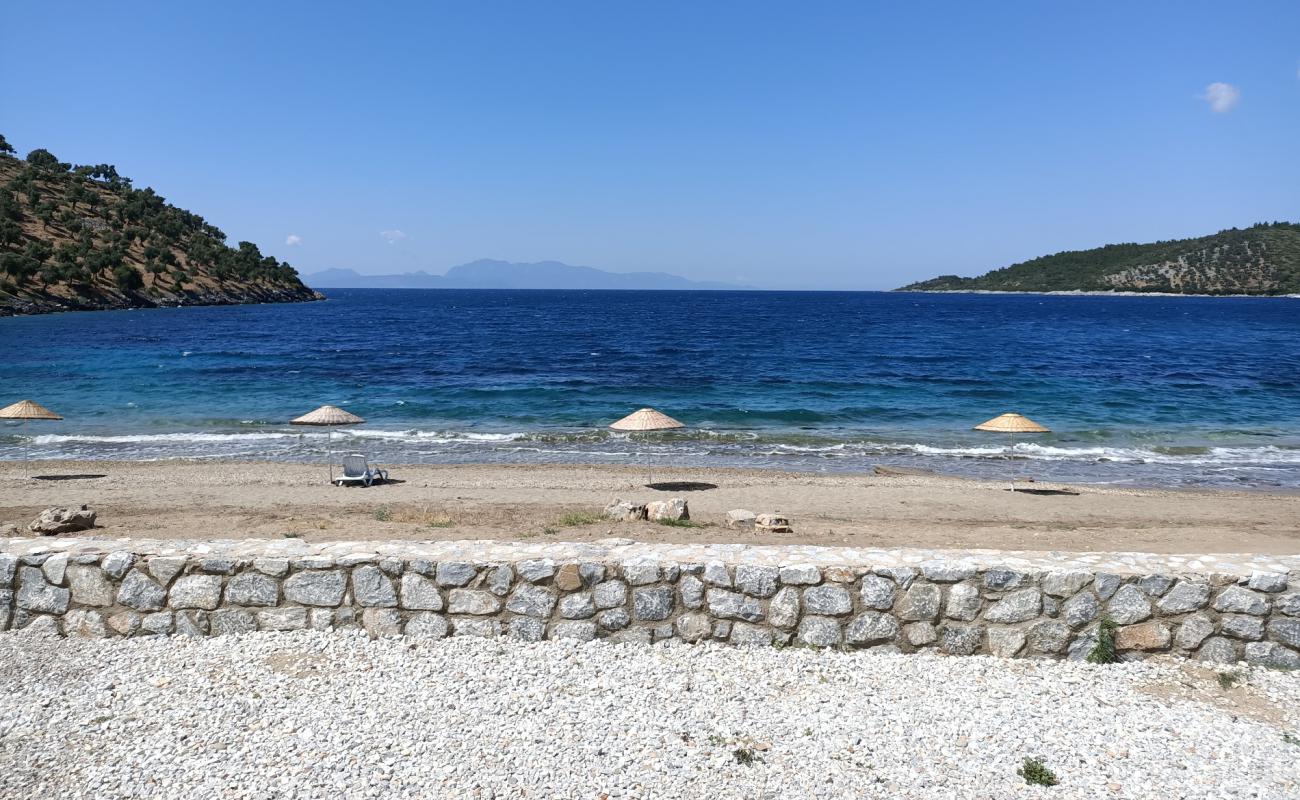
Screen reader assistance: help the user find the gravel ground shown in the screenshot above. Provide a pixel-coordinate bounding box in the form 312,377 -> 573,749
1,631 -> 1298,799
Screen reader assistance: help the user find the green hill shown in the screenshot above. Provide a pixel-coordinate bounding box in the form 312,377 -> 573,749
898,223 -> 1300,295
0,135 -> 322,316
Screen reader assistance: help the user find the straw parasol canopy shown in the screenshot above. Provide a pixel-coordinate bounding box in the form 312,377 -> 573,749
973,412 -> 1049,434
973,412 -> 1050,491
609,408 -> 684,432
1,399 -> 64,478
291,405 -> 365,482
0,400 -> 64,421
290,405 -> 365,427
609,408 -> 685,486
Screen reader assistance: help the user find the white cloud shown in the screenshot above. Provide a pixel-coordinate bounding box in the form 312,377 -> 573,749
380,229 -> 407,244
285,234 -> 302,246
1201,82 -> 1240,113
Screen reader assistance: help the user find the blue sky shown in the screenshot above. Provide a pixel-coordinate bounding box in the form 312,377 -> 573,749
2,1 -> 1298,290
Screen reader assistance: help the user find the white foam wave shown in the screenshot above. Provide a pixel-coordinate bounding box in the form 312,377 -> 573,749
19,431 -> 1300,468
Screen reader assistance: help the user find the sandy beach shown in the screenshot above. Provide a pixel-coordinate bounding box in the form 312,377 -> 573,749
3,459 -> 1297,555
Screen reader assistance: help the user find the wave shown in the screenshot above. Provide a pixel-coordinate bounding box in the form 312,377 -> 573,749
20,429 -> 1300,467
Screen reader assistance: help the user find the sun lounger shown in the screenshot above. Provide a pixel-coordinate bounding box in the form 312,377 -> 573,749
334,453 -> 389,487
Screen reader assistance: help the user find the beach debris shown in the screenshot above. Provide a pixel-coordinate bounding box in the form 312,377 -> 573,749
603,499 -> 647,522
646,498 -> 689,522
873,465 -> 935,477
29,505 -> 97,535
754,513 -> 792,533
725,509 -> 757,530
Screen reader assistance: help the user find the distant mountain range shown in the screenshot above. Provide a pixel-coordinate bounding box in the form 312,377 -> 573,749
302,259 -> 749,291
898,223 -> 1300,295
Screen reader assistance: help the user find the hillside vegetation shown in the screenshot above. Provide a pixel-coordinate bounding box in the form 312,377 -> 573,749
898,223 -> 1300,295
0,134 -> 321,315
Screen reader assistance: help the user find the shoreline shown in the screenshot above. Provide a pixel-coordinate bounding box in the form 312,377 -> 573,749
895,288 -> 1300,298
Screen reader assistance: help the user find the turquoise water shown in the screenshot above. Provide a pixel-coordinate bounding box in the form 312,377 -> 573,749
2,289 -> 1298,488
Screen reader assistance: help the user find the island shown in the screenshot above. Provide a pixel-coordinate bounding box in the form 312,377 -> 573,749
897,222 -> 1300,295
0,135 -> 322,316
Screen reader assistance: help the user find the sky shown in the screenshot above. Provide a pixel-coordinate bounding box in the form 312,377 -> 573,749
2,1 -> 1298,290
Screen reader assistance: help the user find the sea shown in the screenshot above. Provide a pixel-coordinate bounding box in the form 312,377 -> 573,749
2,289 -> 1298,489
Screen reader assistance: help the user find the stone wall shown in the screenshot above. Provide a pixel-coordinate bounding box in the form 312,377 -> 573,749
2,538 -> 1298,666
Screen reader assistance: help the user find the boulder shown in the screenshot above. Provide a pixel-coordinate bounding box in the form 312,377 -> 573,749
603,499 -> 646,522
754,513 -> 792,533
28,505 -> 97,535
1,523 -> 19,537
724,509 -> 756,530
646,498 -> 689,522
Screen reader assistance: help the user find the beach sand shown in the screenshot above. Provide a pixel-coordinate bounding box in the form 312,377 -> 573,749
2,460 -> 1297,554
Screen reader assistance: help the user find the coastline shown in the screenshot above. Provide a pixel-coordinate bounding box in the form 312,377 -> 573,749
4,459 -> 1297,555
895,288 -> 1300,298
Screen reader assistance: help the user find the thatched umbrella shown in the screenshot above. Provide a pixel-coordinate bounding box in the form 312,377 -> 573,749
610,407 -> 685,487
290,405 -> 364,483
973,412 -> 1050,491
0,399 -> 63,478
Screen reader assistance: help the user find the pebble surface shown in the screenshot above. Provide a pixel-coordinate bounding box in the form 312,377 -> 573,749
2,632 -> 1298,799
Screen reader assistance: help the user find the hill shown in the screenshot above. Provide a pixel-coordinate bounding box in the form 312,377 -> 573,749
0,136 -> 322,316
303,260 -> 749,290
898,223 -> 1300,295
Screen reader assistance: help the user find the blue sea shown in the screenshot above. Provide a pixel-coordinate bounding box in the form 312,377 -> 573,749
2,289 -> 1298,489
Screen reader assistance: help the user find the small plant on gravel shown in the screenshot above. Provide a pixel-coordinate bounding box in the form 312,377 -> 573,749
374,506 -> 392,522
1086,617 -> 1119,665
542,526 -> 558,536
1283,732 -> 1299,747
1217,671 -> 1242,690
732,747 -> 763,766
1017,756 -> 1059,787
281,531 -> 302,538
556,511 -> 603,527
656,517 -> 702,528
706,734 -> 727,746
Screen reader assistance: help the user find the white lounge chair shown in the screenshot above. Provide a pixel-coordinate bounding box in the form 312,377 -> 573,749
334,453 -> 389,487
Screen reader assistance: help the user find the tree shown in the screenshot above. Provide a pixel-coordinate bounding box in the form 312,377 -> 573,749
25,149 -> 67,171
112,263 -> 143,291
0,134 -> 14,156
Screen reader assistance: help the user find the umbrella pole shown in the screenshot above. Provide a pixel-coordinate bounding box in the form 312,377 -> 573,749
1007,433 -> 1015,492
23,419 -> 29,479
328,428 -> 334,484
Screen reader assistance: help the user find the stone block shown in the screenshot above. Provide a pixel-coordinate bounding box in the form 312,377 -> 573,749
593,580 -> 628,610
1106,585 -> 1152,625
1157,581 -> 1210,615
257,607 -> 307,631
352,565 -> 398,607
859,576 -> 896,611
734,565 -> 780,598
225,572 -> 280,607
559,592 -> 596,620
803,585 -> 852,616
796,615 -> 841,647
984,588 -> 1041,624
399,573 -> 444,611
169,574 -> 222,610
1213,586 -> 1268,616
435,562 -> 477,587
447,589 -> 501,615
897,583 -> 940,621
845,612 -> 899,645
283,570 -> 346,607
633,586 -> 674,621
944,583 -> 980,621
406,612 -> 449,639
16,567 -> 69,614
66,565 -> 114,607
